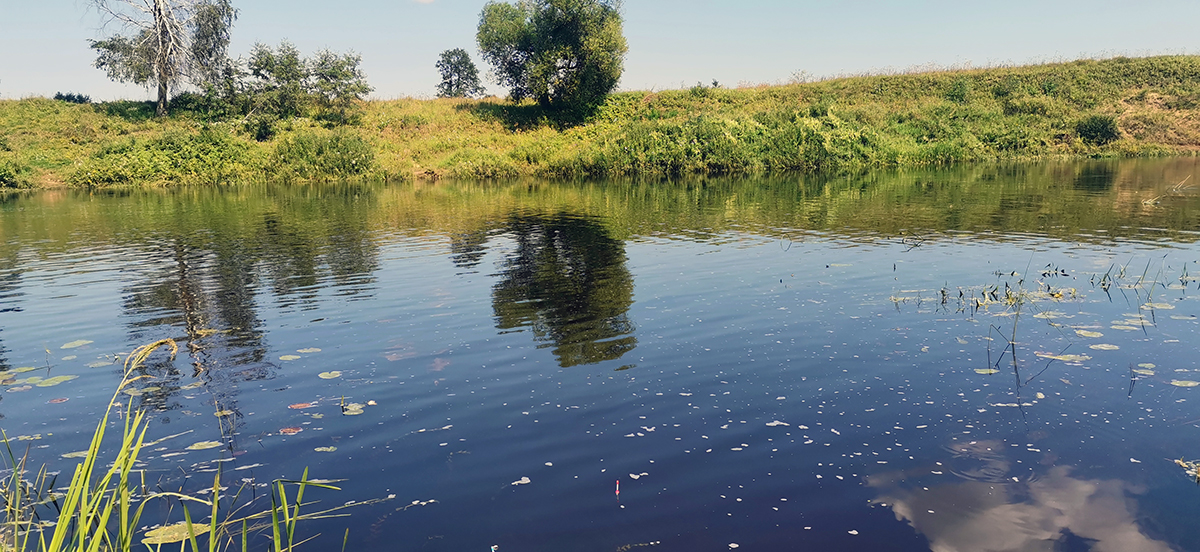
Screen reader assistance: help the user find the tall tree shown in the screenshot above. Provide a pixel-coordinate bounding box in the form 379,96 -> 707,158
477,0 -> 627,117
436,48 -> 486,98
89,0 -> 237,117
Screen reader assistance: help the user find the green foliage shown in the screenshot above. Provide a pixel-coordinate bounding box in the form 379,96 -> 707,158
436,48 -> 486,99
53,92 -> 92,104
71,126 -> 253,187
477,0 -> 628,118
1076,114 -> 1121,145
235,41 -> 373,132
89,0 -> 238,116
0,158 -> 31,188
273,130 -> 375,179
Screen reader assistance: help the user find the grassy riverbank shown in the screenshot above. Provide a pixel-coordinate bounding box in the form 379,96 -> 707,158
3,55 -> 1200,188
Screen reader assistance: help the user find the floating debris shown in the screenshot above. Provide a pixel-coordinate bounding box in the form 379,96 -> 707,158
60,340 -> 93,349
279,427 -> 304,435
279,355 -> 302,361
314,446 -> 337,452
974,368 -> 1000,375
1171,381 -> 1200,388
186,441 -> 223,451
511,476 -> 531,486
298,348 -> 322,353
1090,344 -> 1120,351
765,420 -> 790,427
1076,330 -> 1104,338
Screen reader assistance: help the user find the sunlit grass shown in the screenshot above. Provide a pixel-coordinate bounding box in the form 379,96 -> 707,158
2,55 -> 1199,187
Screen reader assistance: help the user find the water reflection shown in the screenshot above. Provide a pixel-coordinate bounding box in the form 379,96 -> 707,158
489,213 -> 637,367
869,440 -> 1172,552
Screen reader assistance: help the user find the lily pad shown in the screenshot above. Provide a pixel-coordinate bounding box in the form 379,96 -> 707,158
298,348 -> 322,354
1089,344 -> 1120,351
1171,380 -> 1200,388
318,371 -> 342,380
86,361 -> 112,368
1111,325 -> 1140,331
142,522 -> 195,545
974,368 -> 1001,375
1133,369 -> 1155,376
1036,352 -> 1092,362
1075,330 -> 1104,338
12,367 -> 39,374
279,355 -> 302,361
314,446 -> 337,452
186,441 -> 223,451
36,374 -> 77,388
60,340 -> 94,349
61,451 -> 89,459
1144,303 -> 1175,310
1139,363 -> 1157,369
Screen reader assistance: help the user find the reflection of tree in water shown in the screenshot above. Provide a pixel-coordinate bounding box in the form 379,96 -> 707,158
123,237 -> 269,438
490,213 -> 637,367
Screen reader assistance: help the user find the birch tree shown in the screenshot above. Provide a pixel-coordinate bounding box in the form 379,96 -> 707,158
89,0 -> 236,117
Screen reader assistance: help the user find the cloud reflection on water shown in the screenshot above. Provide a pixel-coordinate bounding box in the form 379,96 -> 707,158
869,441 -> 1171,552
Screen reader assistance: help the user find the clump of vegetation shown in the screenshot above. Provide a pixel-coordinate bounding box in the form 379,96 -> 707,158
52,92 -> 92,104
1076,114 -> 1121,145
71,126 -> 254,187
0,158 -> 31,188
272,129 -> 374,179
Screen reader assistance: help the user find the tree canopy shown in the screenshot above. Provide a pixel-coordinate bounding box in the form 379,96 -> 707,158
477,0 -> 627,117
89,0 -> 237,116
436,48 -> 486,99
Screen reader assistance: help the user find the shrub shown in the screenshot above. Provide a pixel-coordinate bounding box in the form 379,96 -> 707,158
273,130 -> 375,179
1076,114 -> 1120,145
70,127 -> 253,187
53,92 -> 92,104
0,158 -> 31,188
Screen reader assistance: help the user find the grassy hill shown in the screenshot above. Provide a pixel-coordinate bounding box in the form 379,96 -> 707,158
3,55 -> 1199,188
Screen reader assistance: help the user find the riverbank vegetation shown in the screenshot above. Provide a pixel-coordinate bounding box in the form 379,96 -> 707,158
3,55 -> 1200,188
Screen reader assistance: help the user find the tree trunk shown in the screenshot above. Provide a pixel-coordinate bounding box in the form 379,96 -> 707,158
154,0 -> 170,117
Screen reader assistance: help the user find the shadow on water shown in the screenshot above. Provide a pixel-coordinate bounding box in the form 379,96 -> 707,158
486,212 -> 637,368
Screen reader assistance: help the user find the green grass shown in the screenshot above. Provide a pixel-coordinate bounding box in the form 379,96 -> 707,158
3,54 -> 1200,188
0,340 -> 371,552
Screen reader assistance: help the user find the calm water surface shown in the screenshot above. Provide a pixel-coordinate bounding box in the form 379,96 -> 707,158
4,159 -> 1200,551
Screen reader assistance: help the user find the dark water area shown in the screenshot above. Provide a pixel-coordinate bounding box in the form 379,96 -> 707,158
4,158 -> 1200,551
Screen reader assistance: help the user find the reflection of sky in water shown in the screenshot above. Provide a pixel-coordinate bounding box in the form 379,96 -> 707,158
3,162 -> 1200,550
872,458 -> 1172,552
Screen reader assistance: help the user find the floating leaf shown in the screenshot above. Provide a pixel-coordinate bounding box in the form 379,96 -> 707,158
1144,303 -> 1175,310
7,386 -> 31,392
1171,380 -> 1200,388
1139,363 -> 1157,369
61,451 -> 88,459
180,381 -> 204,390
214,410 -> 234,417
12,367 -> 39,374
974,368 -> 1001,375
1035,392 -> 1046,399
1036,352 -> 1094,362
288,402 -> 316,410
142,522 -> 194,545
60,340 -> 93,349
86,361 -> 112,368
61,355 -> 77,361
123,388 -> 144,396
314,446 -> 337,452
47,398 -> 69,404
38,374 -> 79,387
1170,315 -> 1196,320
1075,330 -> 1103,338
279,355 -> 302,361
318,371 -> 342,380
279,427 -> 303,435
1034,311 -> 1066,319
186,441 -> 223,451
1133,369 -> 1155,376
1090,344 -> 1120,351
298,348 -> 322,354
1111,325 -> 1140,331
765,420 -> 789,427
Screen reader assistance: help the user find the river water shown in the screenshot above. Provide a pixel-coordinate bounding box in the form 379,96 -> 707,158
4,158 -> 1200,551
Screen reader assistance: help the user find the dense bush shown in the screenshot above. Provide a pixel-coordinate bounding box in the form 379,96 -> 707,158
71,127 -> 253,187
1076,114 -> 1121,145
54,92 -> 92,104
272,130 -> 374,179
0,158 -> 30,188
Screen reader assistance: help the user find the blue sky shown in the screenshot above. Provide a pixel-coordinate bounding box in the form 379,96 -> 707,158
3,0 -> 1200,100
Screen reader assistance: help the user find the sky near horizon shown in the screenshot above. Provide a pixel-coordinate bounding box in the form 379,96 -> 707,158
2,0 -> 1200,101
